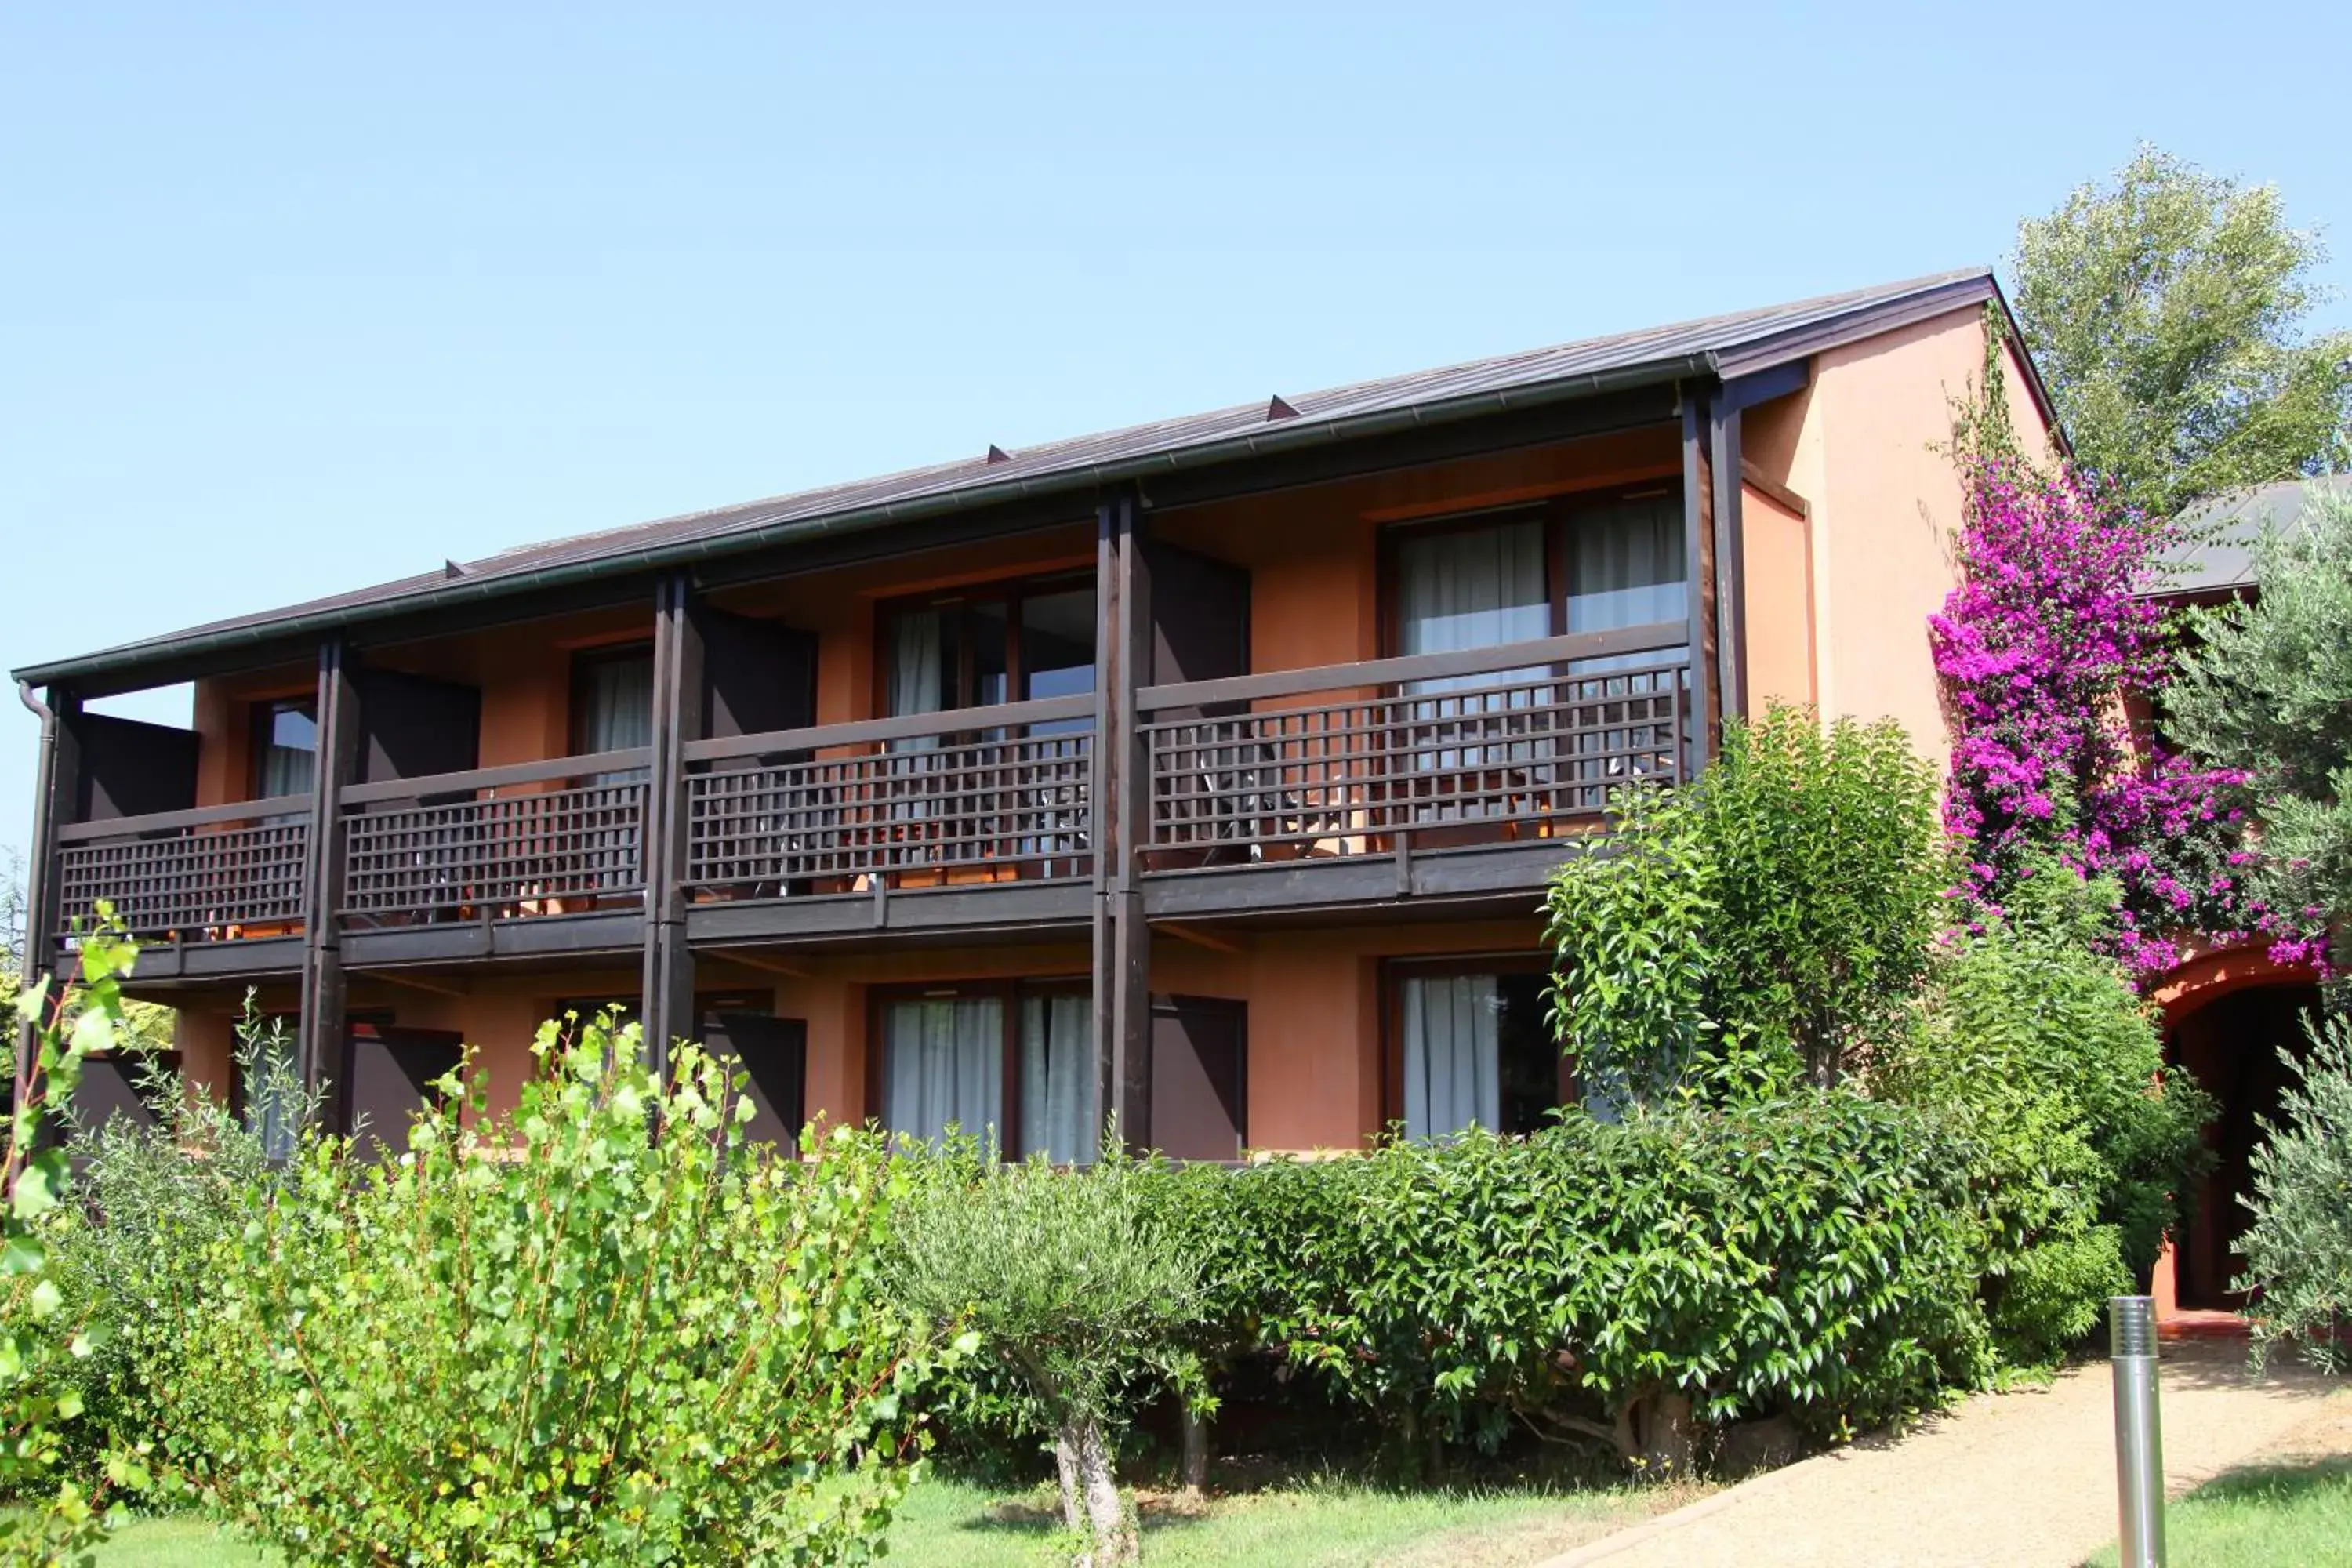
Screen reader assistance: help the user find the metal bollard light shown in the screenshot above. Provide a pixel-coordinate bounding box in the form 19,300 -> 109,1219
2111,1294 -> 2167,1568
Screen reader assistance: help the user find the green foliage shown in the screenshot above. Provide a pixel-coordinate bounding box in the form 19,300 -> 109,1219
1,916 -> 145,1565
1874,869 -> 2213,1366
44,1012 -> 314,1486
1544,706 -> 1943,1099
2011,145 -> 2352,520
892,1150 -> 1199,1563
2169,481 -> 2352,970
2237,1014 -> 2352,1374
171,1014 -> 947,1566
1145,1098 -> 1990,1470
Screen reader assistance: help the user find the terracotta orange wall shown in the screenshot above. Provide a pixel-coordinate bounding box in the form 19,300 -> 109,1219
1740,312 -> 2055,765
1739,483 -> 1815,713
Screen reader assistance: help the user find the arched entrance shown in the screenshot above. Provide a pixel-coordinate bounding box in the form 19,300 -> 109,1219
2152,945 -> 2321,1316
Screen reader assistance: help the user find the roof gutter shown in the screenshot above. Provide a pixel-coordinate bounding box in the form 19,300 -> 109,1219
16,353 -> 1715,689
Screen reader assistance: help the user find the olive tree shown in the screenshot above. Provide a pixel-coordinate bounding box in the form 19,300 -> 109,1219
891,1156 -> 1200,1567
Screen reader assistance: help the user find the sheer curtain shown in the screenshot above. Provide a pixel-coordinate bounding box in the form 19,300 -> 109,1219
257,704 -> 318,799
1019,993 -> 1097,1163
1401,973 -> 1501,1139
1564,494 -> 1689,795
884,996 -> 1002,1147
1396,521 -> 1551,815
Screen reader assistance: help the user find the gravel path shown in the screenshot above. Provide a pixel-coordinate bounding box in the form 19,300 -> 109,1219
1541,1341 -> 2347,1568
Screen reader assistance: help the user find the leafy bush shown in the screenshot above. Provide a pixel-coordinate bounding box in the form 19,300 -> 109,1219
1545,706 -> 1943,1098
892,1152 -> 1200,1566
1874,869 -> 2213,1366
172,1014 -> 949,1566
1,919 -> 143,1563
1145,1095 -> 1989,1475
2238,1013 -> 2352,1373
46,1012 -> 312,1484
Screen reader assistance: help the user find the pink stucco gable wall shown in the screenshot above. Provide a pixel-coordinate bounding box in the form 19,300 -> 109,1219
1743,307 -> 2053,766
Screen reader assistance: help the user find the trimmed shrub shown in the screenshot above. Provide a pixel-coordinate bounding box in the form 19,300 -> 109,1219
1146,1094 -> 1989,1474
172,1016 -> 949,1566
2238,1013 -> 2352,1373
1874,871 -> 2212,1366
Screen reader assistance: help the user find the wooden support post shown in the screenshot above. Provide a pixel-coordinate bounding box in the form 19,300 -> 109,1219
298,638 -> 358,1103
640,572 -> 704,1078
1710,403 -> 1747,727
13,682 -> 78,1116
1093,488 -> 1154,1152
1679,390 -> 1717,773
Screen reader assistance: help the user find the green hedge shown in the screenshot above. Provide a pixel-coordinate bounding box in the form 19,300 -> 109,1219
1140,1093 -> 1991,1469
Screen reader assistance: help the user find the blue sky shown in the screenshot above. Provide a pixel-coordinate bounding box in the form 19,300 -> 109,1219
5,2 -> 2350,864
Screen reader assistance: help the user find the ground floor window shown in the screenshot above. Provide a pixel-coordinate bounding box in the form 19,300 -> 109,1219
1390,960 -> 1567,1139
238,1021 -> 301,1162
877,982 -> 1093,1161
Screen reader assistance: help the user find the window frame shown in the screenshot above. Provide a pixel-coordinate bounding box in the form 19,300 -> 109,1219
1375,480 -> 1686,660
871,570 -> 1098,721
862,976 -> 1091,1159
1381,953 -> 1573,1137
566,641 -> 658,758
246,694 -> 320,802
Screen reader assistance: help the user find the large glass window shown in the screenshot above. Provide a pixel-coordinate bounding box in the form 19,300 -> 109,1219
879,982 -> 1095,1159
572,647 -> 656,757
238,1019 -> 300,1163
1393,965 -> 1566,1140
251,698 -> 318,800
880,575 -> 1096,721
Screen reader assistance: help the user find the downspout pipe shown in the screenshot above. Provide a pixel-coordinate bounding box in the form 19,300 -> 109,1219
12,681 -> 57,1131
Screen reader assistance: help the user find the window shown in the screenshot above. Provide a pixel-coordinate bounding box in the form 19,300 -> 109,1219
874,982 -> 1094,1160
1386,487 -> 1687,663
880,575 -> 1096,722
1389,960 -> 1571,1139
1387,488 -> 1689,808
570,645 -> 655,764
251,697 -> 318,800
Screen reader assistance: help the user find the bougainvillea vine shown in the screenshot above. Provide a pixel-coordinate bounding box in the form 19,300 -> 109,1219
1929,456 -> 2325,978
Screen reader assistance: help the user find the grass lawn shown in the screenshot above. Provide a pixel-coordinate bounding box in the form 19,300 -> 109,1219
2082,1456 -> 2352,1567
85,1469 -> 1684,1567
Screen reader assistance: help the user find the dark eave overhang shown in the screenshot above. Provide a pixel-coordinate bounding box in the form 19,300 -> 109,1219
17,269 -> 2057,695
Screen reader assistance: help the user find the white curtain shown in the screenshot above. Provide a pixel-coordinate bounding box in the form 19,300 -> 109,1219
1565,495 -> 1686,653
888,610 -> 945,723
582,655 -> 655,753
884,996 -> 1002,1147
1019,993 -> 1097,1164
241,1025 -> 300,1162
257,702 -> 317,800
1396,520 -> 1550,670
1396,521 -> 1550,805
1402,974 -> 1501,1139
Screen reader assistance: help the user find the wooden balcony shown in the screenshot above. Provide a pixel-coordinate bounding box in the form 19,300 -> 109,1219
42,627 -> 1693,976
336,749 -> 653,966
681,693 -> 1096,944
1134,622 -> 1688,920
52,796 -> 313,978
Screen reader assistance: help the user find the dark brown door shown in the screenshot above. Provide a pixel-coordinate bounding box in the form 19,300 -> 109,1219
339,1025 -> 465,1163
700,1011 -> 808,1151
1151,996 -> 1247,1161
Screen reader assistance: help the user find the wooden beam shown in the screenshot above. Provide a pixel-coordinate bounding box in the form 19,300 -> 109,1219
708,948 -> 810,979
13,683 -> 76,1120
1711,405 -> 1747,727
365,969 -> 474,1000
1158,921 -> 1243,956
640,572 -> 702,1075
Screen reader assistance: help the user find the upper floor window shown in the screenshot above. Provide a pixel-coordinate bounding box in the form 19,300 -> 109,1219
251,697 -> 317,800
881,575 -> 1095,724
571,645 -> 656,757
1386,485 -> 1686,665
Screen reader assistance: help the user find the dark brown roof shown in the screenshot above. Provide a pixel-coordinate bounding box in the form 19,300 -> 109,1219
17,267 -> 2036,688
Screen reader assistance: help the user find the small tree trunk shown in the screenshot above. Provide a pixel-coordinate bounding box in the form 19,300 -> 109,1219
1059,1415 -> 1136,1567
1178,1406 -> 1209,1499
1054,1431 -> 1085,1533
1642,1391 -> 1696,1477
